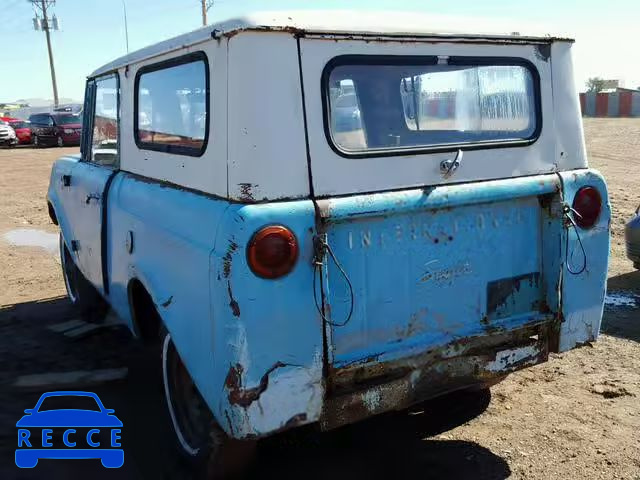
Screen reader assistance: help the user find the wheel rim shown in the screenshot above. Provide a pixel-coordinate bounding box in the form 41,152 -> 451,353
57,137 -> 63,147
163,334 -> 211,456
34,136 -> 38,146
60,236 -> 78,303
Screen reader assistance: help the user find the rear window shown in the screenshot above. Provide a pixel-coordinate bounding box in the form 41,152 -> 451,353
134,52 -> 209,157
324,56 -> 540,156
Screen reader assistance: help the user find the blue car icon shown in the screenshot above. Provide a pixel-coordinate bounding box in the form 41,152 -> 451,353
16,391 -> 123,468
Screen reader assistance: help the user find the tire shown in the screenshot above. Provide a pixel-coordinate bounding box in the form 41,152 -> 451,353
33,135 -> 40,148
57,136 -> 64,147
162,332 -> 255,478
59,233 -> 109,323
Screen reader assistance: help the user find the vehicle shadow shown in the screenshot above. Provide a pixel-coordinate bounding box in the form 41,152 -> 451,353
251,392 -> 508,480
124,375 -> 510,480
603,270 -> 640,342
0,295 -> 75,322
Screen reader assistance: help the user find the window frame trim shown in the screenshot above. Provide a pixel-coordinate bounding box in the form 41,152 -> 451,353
81,80 -> 96,160
321,54 -> 543,159
83,72 -> 121,169
133,51 -> 210,158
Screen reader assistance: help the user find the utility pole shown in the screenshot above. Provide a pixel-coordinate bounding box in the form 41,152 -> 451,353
122,0 -> 129,53
30,0 -> 59,108
201,0 -> 214,26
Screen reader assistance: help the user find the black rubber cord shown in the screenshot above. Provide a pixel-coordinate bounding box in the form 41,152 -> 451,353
313,237 -> 355,328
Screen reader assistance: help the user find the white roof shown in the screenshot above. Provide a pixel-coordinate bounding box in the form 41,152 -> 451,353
91,10 -> 573,77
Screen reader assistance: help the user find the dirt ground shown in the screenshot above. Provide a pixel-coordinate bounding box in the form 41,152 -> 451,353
0,119 -> 639,479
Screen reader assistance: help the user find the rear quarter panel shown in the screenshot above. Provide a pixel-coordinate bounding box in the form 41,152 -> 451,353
558,169 -> 610,351
210,200 -> 323,437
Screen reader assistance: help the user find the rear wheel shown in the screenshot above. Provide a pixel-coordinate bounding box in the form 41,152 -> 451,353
162,332 -> 255,478
59,233 -> 109,323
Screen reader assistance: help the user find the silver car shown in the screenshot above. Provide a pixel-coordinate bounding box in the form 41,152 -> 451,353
0,120 -> 18,147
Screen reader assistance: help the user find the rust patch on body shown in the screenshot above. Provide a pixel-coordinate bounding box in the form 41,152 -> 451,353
486,272 -> 540,316
222,239 -> 238,278
322,321 -> 551,431
225,361 -> 290,408
237,183 -> 257,202
227,281 -> 240,317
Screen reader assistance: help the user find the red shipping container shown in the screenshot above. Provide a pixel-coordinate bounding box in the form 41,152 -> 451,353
579,93 -> 586,115
619,91 -> 633,117
595,93 -> 608,117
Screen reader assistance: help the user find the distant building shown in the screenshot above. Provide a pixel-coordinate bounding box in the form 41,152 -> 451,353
599,79 -> 622,93
580,87 -> 640,117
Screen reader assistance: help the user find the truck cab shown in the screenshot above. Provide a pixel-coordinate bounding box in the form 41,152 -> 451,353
47,10 -> 610,475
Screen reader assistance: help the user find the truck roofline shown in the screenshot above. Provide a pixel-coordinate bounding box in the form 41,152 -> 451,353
89,10 -> 573,78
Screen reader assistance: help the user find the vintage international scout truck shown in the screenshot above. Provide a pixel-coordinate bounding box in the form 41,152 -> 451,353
47,11 -> 610,474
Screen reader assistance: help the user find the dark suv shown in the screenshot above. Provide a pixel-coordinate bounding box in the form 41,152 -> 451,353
29,113 -> 82,147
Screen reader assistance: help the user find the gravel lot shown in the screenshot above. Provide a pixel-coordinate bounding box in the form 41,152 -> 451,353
0,119 -> 639,479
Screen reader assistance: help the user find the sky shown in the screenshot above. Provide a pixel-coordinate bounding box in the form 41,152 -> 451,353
0,0 -> 639,102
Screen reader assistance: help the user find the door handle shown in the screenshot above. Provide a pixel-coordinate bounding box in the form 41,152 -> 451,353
85,193 -> 101,204
61,174 -> 71,187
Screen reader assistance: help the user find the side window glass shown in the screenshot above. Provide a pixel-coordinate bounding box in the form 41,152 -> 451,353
135,53 -> 208,156
90,75 -> 119,167
46,116 -> 54,126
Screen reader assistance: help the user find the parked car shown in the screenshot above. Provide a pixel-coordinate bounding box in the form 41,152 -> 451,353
331,93 -> 362,132
625,205 -> 640,269
0,120 -> 17,147
29,113 -> 82,147
46,11 -> 611,477
7,119 -> 32,145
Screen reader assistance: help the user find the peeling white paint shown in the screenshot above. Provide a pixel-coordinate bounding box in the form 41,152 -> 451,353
362,389 -> 383,412
486,345 -> 539,373
228,353 -> 324,438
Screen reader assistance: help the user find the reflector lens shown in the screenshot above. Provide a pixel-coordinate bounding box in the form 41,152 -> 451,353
247,226 -> 298,279
572,186 -> 602,229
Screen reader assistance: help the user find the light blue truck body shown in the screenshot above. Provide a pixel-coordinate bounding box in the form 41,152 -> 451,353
48,156 -> 610,438
46,15 -> 610,440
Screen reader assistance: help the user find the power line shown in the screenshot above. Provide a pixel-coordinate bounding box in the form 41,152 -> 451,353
29,0 -> 59,107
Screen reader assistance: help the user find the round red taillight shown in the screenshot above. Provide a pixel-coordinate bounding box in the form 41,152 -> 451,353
247,226 -> 298,279
572,186 -> 602,229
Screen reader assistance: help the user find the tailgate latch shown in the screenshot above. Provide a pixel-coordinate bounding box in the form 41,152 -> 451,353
440,149 -> 463,178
